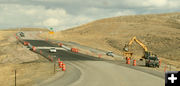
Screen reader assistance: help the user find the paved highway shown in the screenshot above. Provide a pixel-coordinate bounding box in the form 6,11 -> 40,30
22,32 -> 165,86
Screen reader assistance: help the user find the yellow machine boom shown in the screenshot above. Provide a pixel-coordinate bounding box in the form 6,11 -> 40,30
127,36 -> 148,52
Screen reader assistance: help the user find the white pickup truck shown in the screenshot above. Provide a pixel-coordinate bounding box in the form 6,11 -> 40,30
49,48 -> 57,53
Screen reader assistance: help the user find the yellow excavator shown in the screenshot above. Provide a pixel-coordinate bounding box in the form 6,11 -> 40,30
123,36 -> 157,59
123,36 -> 160,67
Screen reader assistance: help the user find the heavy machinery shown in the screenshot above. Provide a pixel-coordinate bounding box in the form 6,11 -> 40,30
123,36 -> 160,67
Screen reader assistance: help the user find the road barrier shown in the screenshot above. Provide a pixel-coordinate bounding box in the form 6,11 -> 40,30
71,48 -> 78,53
133,60 -> 136,66
58,43 -> 63,47
62,64 -> 66,71
32,46 -> 36,51
126,58 -> 130,64
28,43 -> 33,49
23,41 -> 29,46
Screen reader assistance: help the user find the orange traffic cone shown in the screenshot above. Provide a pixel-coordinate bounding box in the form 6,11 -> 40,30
62,64 -> 66,71
40,50 -> 42,54
98,54 -> 102,58
58,58 -> 60,62
51,58 -> 53,62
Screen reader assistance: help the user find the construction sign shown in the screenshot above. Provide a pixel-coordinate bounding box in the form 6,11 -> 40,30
49,27 -> 54,34
49,31 -> 54,34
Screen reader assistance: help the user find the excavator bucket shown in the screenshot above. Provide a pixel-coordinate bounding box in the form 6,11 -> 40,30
123,44 -> 129,51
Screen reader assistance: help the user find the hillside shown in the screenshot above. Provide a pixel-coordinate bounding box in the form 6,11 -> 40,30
42,12 -> 180,68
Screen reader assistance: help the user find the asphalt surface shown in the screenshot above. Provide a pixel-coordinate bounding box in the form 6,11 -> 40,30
22,32 -> 165,86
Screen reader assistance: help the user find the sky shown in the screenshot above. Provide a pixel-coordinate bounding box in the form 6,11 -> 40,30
0,0 -> 180,30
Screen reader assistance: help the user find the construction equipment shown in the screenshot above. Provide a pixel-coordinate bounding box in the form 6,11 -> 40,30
123,36 -> 160,67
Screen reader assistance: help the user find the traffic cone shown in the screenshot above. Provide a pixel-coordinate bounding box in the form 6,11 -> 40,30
40,50 -> 42,54
62,64 -> 66,71
58,58 -> 60,62
48,55 -> 50,59
51,58 -> 53,62
98,54 -> 102,58
164,64 -> 167,72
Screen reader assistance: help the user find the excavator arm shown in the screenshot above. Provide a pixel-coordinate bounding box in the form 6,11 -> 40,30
124,36 -> 148,52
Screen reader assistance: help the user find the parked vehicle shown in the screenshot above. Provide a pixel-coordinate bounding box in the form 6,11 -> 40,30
106,51 -> 114,57
49,48 -> 57,53
145,56 -> 160,68
19,32 -> 25,37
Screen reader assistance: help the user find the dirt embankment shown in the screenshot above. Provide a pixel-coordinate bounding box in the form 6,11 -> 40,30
0,31 -> 54,86
41,12 -> 180,69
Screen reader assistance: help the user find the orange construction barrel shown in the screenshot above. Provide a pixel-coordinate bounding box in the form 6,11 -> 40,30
59,61 -> 63,68
133,60 -> 136,66
126,58 -> 130,64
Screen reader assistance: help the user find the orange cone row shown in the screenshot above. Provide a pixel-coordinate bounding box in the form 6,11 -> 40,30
126,57 -> 137,66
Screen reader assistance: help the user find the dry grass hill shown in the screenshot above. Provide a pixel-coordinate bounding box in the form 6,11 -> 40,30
43,12 -> 180,68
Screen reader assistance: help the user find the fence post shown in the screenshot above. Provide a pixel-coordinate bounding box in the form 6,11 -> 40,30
15,69 -> 16,86
54,63 -> 56,74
